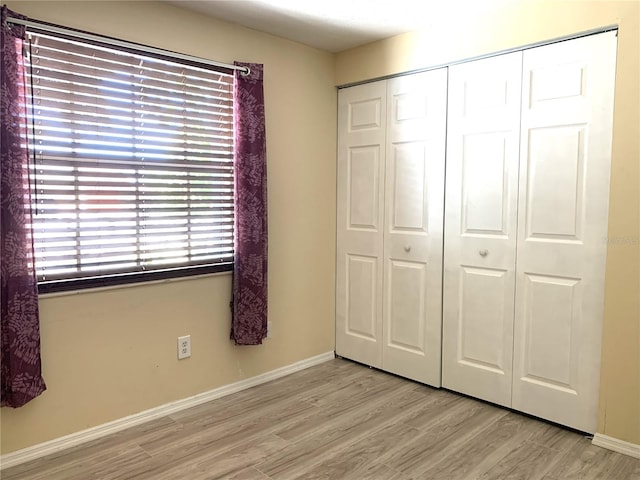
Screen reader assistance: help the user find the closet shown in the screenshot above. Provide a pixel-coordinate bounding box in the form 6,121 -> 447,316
336,31 -> 617,433
443,32 -> 617,433
335,69 -> 447,386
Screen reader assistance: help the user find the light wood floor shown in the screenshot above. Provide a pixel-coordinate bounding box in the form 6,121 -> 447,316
3,358 -> 639,480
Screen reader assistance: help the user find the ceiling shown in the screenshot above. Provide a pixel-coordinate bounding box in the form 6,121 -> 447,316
169,0 -> 518,53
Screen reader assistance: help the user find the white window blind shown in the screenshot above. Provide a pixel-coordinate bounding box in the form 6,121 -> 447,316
26,31 -> 235,291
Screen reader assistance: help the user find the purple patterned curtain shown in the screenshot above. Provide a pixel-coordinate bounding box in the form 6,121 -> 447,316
1,6 -> 47,407
230,62 -> 268,345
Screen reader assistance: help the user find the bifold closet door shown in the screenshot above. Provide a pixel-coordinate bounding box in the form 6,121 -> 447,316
442,52 -> 523,406
336,71 -> 447,384
382,70 -> 447,386
336,81 -> 387,368
511,31 -> 617,433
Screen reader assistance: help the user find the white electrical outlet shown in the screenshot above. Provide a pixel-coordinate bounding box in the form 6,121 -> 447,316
177,335 -> 191,359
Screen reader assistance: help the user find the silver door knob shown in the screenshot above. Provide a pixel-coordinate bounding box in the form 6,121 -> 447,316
404,245 -> 411,252
479,249 -> 488,257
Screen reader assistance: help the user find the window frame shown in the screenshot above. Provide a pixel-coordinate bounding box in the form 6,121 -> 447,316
21,25 -> 237,294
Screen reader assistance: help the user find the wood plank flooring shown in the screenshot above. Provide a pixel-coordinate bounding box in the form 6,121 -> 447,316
3,358 -> 639,480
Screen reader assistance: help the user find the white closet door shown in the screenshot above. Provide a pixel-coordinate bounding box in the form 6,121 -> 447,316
336,81 -> 387,367
442,52 -> 523,406
512,32 -> 617,433
382,69 -> 447,386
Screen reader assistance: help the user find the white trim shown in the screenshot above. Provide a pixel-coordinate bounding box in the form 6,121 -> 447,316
0,351 -> 335,470
592,433 -> 640,459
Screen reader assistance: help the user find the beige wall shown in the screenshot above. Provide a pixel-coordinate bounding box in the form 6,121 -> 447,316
336,0 -> 640,445
1,1 -> 337,454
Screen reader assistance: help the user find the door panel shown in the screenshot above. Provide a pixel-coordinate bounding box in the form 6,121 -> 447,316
512,32 -> 617,433
390,142 -> 428,232
346,255 -> 378,340
520,274 -> 581,391
387,259 -> 427,353
347,146 -> 381,230
382,69 -> 447,386
459,266 -> 509,373
462,133 -> 510,235
336,81 -> 386,367
525,126 -> 585,239
443,52 -> 523,406
349,97 -> 383,130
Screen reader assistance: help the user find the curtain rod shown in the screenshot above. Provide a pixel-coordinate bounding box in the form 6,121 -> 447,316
6,16 -> 250,75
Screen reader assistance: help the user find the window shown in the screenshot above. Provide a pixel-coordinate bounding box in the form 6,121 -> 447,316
24,30 -> 235,293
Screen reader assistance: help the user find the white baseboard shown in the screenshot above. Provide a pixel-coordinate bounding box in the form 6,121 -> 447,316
0,351 -> 335,470
592,433 -> 640,459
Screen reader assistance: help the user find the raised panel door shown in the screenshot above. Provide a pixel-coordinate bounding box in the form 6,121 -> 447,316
512,32 -> 617,432
336,81 -> 387,367
442,52 -> 523,406
382,70 -> 447,386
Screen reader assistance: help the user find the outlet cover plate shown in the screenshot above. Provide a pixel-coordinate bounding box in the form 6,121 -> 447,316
178,335 -> 191,359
